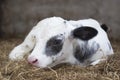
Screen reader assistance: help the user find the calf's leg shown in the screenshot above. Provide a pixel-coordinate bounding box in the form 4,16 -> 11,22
9,30 -> 36,60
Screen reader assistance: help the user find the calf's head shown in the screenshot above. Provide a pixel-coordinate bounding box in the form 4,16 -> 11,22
27,17 -> 75,68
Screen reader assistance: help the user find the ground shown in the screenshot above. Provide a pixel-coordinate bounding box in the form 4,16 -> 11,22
0,38 -> 120,80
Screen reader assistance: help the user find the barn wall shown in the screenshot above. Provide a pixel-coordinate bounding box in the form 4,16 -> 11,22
0,0 -> 4,37
1,0 -> 120,39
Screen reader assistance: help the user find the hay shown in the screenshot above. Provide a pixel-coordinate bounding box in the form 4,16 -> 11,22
0,39 -> 120,80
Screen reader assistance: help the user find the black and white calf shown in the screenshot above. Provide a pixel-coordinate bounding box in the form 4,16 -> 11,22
9,17 -> 114,68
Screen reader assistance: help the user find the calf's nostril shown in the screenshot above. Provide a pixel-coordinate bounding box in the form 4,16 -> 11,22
27,56 -> 39,64
32,59 -> 38,63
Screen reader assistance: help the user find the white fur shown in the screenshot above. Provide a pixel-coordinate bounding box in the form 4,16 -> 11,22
9,17 -> 114,68
69,19 -> 114,65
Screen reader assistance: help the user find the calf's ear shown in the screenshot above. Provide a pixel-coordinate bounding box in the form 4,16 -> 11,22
72,26 -> 98,41
101,24 -> 108,32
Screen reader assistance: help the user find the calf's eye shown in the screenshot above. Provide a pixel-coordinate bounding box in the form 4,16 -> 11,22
45,35 -> 64,56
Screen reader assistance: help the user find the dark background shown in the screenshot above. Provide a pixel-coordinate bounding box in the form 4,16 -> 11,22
0,0 -> 120,39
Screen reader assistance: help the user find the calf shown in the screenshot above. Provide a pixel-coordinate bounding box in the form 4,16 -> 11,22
9,17 -> 114,68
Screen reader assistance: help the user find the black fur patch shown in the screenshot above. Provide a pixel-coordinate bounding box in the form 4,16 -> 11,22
101,24 -> 108,32
73,27 -> 98,41
74,41 -> 99,62
45,34 -> 64,56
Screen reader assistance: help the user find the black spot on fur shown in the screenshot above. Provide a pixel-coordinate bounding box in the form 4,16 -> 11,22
45,34 -> 64,56
73,27 -> 98,41
74,41 -> 99,62
101,24 -> 108,32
